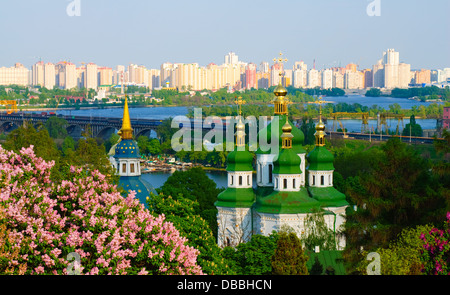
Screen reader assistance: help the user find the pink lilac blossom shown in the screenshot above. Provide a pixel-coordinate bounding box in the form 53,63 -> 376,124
0,145 -> 203,275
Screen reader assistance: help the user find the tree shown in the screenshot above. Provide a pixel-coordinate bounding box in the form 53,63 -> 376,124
302,211 -> 338,251
147,193 -> 232,274
309,256 -> 324,275
61,136 -> 75,157
158,167 -> 223,237
402,114 -> 423,137
222,232 -> 279,275
357,224 -> 433,275
420,213 -> 450,275
271,228 -> 309,275
45,116 -> 68,139
0,145 -> 203,275
365,88 -> 381,97
343,138 -> 449,272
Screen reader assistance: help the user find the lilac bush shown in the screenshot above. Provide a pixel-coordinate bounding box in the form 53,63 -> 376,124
0,145 -> 203,275
420,212 -> 450,275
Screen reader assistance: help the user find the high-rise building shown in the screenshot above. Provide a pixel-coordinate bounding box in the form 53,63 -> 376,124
245,63 -> 257,89
307,69 -> 320,88
344,71 -> 363,89
414,69 -> 431,84
65,62 -> 77,90
361,69 -> 373,88
293,61 -> 307,71
224,52 -> 239,65
321,69 -> 333,89
372,49 -> 411,89
85,63 -> 98,90
43,62 -> 56,89
0,63 -> 29,86
293,69 -> 307,88
32,61 -> 45,87
259,61 -> 269,73
98,67 -> 113,86
333,71 -> 344,89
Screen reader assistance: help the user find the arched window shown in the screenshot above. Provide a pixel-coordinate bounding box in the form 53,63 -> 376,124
122,163 -> 126,173
293,179 -> 296,189
312,175 -> 316,186
283,178 -> 287,189
130,163 -> 135,173
247,175 -> 250,185
239,176 -> 242,185
230,175 -> 234,185
268,164 -> 273,184
321,175 -> 324,186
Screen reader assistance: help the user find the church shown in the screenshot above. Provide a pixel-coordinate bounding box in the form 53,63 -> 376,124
215,75 -> 348,249
109,96 -> 156,207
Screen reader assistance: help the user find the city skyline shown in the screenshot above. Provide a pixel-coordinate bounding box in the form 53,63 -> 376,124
0,0 -> 449,70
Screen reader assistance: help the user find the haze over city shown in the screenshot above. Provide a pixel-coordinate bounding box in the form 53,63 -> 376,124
1,0 -> 449,70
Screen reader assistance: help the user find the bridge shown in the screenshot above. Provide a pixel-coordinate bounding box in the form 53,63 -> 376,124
326,131 -> 441,145
0,113 -> 164,139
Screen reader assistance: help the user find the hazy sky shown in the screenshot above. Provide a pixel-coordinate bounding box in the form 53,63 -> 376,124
1,0 -> 449,70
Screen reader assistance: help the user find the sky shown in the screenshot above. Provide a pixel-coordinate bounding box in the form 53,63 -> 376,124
0,0 -> 449,70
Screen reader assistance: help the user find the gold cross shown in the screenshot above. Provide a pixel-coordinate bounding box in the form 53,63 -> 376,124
235,96 -> 246,116
273,51 -> 288,65
273,51 -> 288,78
313,96 -> 325,118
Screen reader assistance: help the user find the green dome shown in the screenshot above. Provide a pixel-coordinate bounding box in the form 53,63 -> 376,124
226,148 -> 253,171
215,187 -> 255,208
307,146 -> 335,171
255,188 -> 321,214
114,139 -> 140,159
273,149 -> 302,174
256,115 -> 305,155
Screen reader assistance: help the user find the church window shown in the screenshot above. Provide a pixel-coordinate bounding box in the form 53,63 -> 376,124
230,175 -> 234,185
122,163 -> 126,173
293,179 -> 296,189
283,178 -> 287,189
239,176 -> 242,186
321,175 -> 324,186
130,163 -> 135,173
247,175 -> 250,185
312,175 -> 315,186
268,165 -> 273,183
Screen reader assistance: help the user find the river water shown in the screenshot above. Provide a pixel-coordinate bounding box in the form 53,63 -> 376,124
55,95 -> 442,188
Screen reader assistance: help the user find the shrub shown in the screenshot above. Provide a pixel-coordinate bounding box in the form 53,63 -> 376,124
0,145 -> 202,275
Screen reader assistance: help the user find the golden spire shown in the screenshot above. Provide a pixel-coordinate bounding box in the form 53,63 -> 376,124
118,95 -> 133,140
235,96 -> 246,147
272,52 -> 289,115
313,96 -> 326,146
280,100 -> 293,149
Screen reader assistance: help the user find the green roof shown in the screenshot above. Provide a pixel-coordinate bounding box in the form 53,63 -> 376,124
306,250 -> 346,275
307,186 -> 348,208
256,115 -> 306,155
215,187 -> 255,208
226,148 -> 253,172
255,188 -> 321,214
307,146 -> 335,171
273,148 -> 302,175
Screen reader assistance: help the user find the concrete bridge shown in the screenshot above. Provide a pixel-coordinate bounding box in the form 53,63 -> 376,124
0,113 -> 164,140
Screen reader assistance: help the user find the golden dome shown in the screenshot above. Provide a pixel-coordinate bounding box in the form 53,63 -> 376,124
274,84 -> 287,97
282,120 -> 292,133
315,120 -> 326,132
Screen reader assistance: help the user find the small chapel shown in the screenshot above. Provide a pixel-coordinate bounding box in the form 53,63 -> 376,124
215,71 -> 349,249
109,96 -> 156,207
